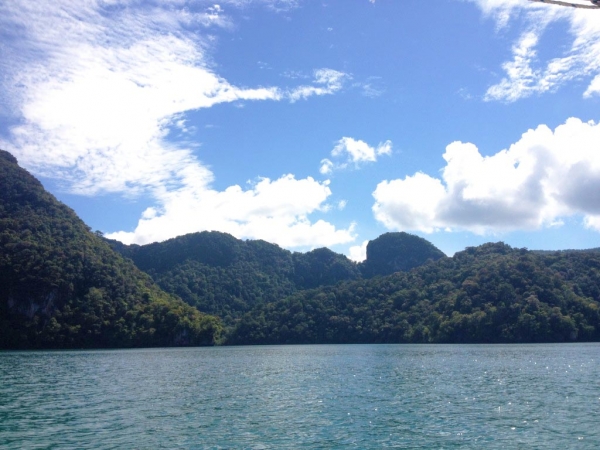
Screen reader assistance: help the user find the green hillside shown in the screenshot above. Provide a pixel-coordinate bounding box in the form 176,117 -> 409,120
6,146 -> 596,348
359,232 -> 446,277
0,150 -> 221,349
108,230 -> 445,326
108,233 -> 362,324
227,243 -> 600,344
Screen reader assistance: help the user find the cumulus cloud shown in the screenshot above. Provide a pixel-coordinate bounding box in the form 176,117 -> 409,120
469,0 -> 600,101
348,239 -> 369,262
320,137 -> 392,174
584,215 -> 600,232
107,175 -> 356,247
0,0 -> 354,248
373,118 -> 600,235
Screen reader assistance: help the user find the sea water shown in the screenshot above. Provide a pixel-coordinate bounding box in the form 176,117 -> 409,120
1,344 -> 599,449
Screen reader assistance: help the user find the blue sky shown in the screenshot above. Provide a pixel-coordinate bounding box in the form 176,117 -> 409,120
1,0 -> 600,259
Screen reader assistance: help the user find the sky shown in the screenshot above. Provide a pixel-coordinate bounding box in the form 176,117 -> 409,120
1,0 -> 600,260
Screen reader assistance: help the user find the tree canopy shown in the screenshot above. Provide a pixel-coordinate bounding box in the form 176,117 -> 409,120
0,150 -> 221,349
227,243 -> 600,344
108,230 -> 442,327
3,148 -> 598,348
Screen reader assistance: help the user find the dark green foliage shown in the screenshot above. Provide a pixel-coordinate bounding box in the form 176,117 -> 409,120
108,230 -> 442,329
0,150 -> 221,349
108,234 -> 363,325
293,247 -> 362,289
359,232 -> 446,277
8,143 -> 598,348
227,242 -> 600,345
120,231 -> 245,272
109,233 -> 298,324
107,220 -> 448,333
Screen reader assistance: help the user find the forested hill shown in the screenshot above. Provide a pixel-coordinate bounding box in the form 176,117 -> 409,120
228,243 -> 600,345
108,233 -> 360,324
359,232 -> 446,277
3,146 -> 599,348
0,150 -> 221,349
107,231 -> 445,324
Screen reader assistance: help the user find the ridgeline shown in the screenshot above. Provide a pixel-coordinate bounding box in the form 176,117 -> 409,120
228,243 -> 600,344
107,230 -> 445,326
2,149 -> 599,348
0,150 -> 221,349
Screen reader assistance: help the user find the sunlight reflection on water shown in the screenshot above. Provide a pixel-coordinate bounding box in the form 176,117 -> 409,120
0,344 -> 599,449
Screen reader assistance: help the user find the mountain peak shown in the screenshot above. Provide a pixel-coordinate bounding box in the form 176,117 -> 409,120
0,151 -> 221,349
360,232 -> 446,277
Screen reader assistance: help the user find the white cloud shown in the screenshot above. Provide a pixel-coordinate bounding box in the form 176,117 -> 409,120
0,0 -> 354,249
320,158 -> 335,175
584,74 -> 600,98
321,137 -> 392,173
107,174 -> 356,247
484,32 -> 541,102
0,0 -> 280,194
216,0 -> 300,11
584,215 -> 600,232
470,0 -> 532,29
373,118 -> 600,235
373,173 -> 446,234
359,78 -> 385,98
333,137 -> 392,163
349,240 -> 369,262
288,69 -> 349,102
469,0 -> 600,101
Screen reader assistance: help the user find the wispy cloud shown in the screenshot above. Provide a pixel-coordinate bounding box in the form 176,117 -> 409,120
0,0 -> 354,248
320,137 -> 392,175
214,0 -> 300,11
469,0 -> 600,101
354,76 -> 385,98
485,31 -> 542,102
373,118 -> 600,234
0,0 -> 277,193
288,69 -> 350,102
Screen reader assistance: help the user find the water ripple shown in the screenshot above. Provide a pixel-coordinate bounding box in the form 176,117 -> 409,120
1,344 -> 599,449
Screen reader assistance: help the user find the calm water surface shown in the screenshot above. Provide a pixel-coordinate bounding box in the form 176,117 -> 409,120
1,344 -> 599,449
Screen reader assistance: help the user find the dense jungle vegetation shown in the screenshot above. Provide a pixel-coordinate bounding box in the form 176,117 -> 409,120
227,243 -> 600,344
0,150 -> 221,349
108,231 -> 445,326
2,148 -> 599,348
